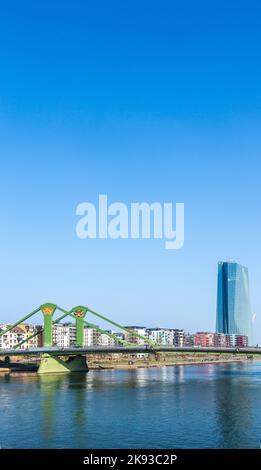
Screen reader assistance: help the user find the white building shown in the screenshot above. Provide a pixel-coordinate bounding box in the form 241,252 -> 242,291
84,328 -> 117,347
51,324 -> 118,348
123,326 -> 147,345
83,327 -> 103,346
83,327 -> 94,346
112,331 -> 125,345
146,328 -> 174,345
52,323 -> 76,347
99,331 -> 117,347
0,324 -> 38,349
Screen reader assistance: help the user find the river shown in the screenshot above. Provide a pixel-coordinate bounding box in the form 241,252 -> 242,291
0,362 -> 260,449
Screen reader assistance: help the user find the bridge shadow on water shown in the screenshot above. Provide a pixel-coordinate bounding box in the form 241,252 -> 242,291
38,373 -> 89,448
36,368 -> 172,448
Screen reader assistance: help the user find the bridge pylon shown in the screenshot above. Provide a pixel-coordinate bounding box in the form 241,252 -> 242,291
38,304 -> 89,374
71,306 -> 88,347
40,303 -> 57,347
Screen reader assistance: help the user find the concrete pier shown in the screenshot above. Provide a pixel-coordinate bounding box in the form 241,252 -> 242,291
37,354 -> 89,375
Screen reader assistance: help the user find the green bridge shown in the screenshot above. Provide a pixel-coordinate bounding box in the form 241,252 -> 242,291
1,303 -> 260,374
0,302 -> 165,374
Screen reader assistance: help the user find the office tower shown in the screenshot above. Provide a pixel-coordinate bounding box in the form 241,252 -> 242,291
216,261 -> 254,345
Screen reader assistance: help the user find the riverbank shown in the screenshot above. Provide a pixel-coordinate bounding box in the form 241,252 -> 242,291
88,354 -> 260,370
1,353 -> 260,373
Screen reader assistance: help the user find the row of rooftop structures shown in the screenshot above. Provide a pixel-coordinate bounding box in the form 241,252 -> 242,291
0,323 -> 249,350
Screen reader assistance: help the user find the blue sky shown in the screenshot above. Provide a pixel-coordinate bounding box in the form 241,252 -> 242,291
0,0 -> 261,342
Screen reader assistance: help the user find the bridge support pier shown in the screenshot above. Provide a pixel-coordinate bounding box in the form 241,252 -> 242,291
66,355 -> 89,372
37,354 -> 89,375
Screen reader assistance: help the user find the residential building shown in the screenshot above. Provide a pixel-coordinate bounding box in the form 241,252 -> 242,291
146,328 -> 174,345
52,323 -> 76,347
184,333 -> 195,346
83,327 -> 117,347
229,334 -> 248,347
0,324 -> 38,349
123,326 -> 147,345
194,332 -> 215,347
99,331 -> 117,347
112,331 -> 125,345
213,333 -> 231,348
173,329 -> 185,347
211,333 -> 248,348
83,327 -> 95,346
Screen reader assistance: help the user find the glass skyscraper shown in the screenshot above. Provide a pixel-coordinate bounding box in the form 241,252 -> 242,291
216,261 -> 254,345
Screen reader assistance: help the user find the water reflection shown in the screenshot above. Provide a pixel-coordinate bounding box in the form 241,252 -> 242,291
214,363 -> 258,448
39,373 -> 89,448
0,362 -> 260,449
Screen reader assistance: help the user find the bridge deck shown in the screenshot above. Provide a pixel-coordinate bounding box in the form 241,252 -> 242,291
0,346 -> 261,356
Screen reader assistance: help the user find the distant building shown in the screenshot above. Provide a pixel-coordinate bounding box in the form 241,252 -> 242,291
84,326 -> 119,347
83,327 -> 102,346
0,324 -> 38,349
194,332 -> 215,347
99,330 -> 117,347
213,333 -> 231,348
52,324 -> 118,347
1,316 -> 250,352
52,323 -> 76,347
216,261 -> 254,345
83,327 -> 94,346
36,325 -> 44,347
113,331 -> 125,345
124,326 -> 147,345
185,333 -> 195,346
173,329 -> 185,347
146,328 -> 174,345
36,323 -> 120,348
229,334 -> 248,347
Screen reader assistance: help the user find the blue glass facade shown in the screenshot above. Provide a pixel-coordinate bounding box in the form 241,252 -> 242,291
216,261 -> 254,345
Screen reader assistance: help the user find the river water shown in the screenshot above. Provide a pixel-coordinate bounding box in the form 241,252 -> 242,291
0,362 -> 260,449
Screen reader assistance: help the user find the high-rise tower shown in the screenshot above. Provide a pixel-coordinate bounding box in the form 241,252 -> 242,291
216,261 -> 254,345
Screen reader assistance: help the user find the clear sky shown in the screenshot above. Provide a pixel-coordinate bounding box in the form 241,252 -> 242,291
0,0 -> 261,343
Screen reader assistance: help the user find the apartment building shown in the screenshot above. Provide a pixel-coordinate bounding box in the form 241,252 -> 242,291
194,332 -> 215,347
173,329 -> 185,347
214,333 -> 248,348
146,328 -> 174,345
52,323 -> 76,347
84,327 -> 117,347
0,324 -> 38,349
123,326 -> 147,345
